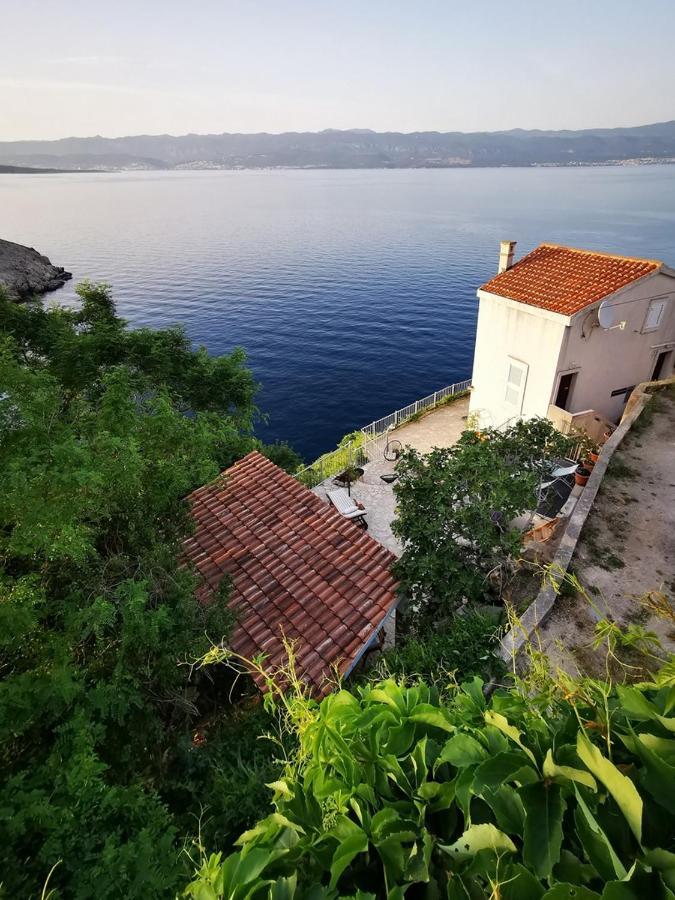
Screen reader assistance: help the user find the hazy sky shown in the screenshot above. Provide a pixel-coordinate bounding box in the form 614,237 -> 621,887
3,0 -> 675,141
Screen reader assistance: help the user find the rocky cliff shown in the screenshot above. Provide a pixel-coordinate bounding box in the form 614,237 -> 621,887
0,239 -> 71,300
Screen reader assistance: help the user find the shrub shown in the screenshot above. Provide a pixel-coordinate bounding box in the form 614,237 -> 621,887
260,440 -> 304,473
0,283 -> 273,896
371,611 -> 505,687
185,655 -> 675,899
392,417 -> 574,625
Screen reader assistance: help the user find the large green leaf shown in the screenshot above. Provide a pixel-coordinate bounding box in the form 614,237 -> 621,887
631,733 -> 675,815
643,849 -> 675,892
616,685 -> 675,733
328,828 -> 369,889
573,787 -> 626,882
440,823 -> 516,860
481,783 -> 526,835
520,782 -> 565,879
473,750 -> 538,793
576,732 -> 642,843
436,733 -> 488,768
498,862 -> 545,900
542,885 -> 600,899
408,703 -> 456,733
485,711 -> 537,765
543,749 -> 597,791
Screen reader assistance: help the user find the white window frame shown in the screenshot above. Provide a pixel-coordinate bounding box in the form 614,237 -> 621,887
642,297 -> 669,333
504,357 -> 528,413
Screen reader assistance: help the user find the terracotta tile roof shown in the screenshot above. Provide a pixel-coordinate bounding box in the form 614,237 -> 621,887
480,243 -> 661,316
184,451 -> 398,697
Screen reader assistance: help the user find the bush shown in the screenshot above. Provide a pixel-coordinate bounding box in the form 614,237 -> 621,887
371,611 -> 505,687
186,656 -> 675,898
164,706 -> 287,852
0,283 -> 279,896
260,440 -> 304,473
393,417 -> 574,625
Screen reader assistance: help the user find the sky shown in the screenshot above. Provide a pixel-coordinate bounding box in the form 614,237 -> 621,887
2,0 -> 675,142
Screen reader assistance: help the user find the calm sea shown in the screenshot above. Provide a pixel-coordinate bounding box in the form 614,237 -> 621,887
2,166 -> 674,459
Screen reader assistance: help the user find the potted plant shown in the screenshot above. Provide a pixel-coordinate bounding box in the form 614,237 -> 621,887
335,465 -> 364,491
575,465 -> 591,487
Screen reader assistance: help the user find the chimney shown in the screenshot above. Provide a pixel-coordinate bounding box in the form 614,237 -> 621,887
498,240 -> 517,274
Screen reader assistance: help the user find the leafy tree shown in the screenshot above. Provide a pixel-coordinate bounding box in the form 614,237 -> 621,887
0,284 -> 281,896
392,418 -> 573,626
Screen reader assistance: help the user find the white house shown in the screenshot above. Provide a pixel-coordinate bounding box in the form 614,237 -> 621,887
469,241 -> 675,433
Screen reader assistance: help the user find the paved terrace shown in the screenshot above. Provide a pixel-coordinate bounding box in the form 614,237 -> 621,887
313,395 -> 470,554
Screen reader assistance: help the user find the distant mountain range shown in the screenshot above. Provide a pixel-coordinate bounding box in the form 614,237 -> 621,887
2,121 -> 675,171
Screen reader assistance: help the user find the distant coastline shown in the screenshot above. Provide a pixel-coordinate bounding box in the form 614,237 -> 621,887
3,120 -> 675,172
0,164 -> 95,174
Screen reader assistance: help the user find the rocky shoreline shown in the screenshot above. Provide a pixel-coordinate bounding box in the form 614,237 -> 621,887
0,238 -> 72,300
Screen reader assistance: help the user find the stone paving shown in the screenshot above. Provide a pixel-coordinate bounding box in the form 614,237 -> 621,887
313,396 -> 470,554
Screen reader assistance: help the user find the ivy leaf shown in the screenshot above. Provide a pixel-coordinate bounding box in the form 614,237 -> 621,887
520,782 -> 565,879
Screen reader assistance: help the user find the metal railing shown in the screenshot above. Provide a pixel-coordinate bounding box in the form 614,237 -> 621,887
294,433 -> 384,489
360,379 -> 472,438
294,377 -> 472,488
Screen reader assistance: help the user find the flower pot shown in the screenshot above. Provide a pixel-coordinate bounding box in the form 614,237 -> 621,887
575,466 -> 591,487
589,450 -> 600,464
584,457 -> 595,470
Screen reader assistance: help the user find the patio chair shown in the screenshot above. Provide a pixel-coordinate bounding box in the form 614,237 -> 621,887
327,489 -> 368,527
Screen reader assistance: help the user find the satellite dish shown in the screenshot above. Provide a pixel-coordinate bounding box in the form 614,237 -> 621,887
598,299 -> 625,330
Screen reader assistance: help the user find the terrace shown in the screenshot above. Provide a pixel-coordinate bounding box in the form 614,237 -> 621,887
312,392 -> 470,554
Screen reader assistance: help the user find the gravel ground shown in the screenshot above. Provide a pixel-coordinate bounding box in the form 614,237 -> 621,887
534,385 -> 675,677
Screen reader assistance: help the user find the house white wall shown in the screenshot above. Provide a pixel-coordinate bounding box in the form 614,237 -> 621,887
554,272 -> 675,422
469,271 -> 675,429
469,291 -> 566,428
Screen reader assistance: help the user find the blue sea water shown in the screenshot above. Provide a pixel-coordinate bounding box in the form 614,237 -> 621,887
1,166 -> 674,459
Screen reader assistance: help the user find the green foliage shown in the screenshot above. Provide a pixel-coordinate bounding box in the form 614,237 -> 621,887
166,705 -> 288,853
0,284 -> 268,896
392,417 -> 574,624
185,657 -> 675,898
260,441 -> 304,473
296,431 -> 368,488
370,611 -> 505,687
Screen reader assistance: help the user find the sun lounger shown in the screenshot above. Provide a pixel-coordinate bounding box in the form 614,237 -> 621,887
327,489 -> 367,526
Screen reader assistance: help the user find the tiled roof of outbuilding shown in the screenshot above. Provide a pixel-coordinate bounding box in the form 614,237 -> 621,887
480,243 -> 661,316
184,451 -> 398,697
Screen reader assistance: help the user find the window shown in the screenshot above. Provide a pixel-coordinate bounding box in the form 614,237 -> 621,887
505,358 -> 528,412
643,297 -> 669,333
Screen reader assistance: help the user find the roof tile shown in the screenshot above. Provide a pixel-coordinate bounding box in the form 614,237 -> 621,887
481,243 -> 661,316
185,451 -> 398,697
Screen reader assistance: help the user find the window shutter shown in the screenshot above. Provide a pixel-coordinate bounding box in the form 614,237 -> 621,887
505,359 -> 528,412
644,298 -> 668,332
